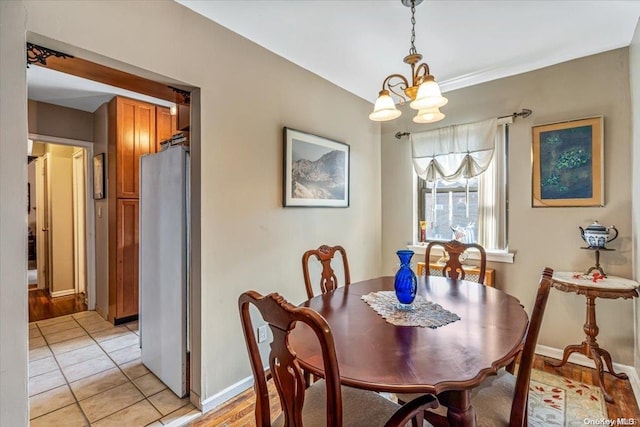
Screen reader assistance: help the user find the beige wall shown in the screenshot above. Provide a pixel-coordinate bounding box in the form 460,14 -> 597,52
0,2 -> 29,426
28,101 -> 96,295
4,3 -> 633,424
630,19 -> 640,372
29,99 -> 94,141
382,48 -> 634,364
93,103 -> 109,319
48,144 -> 76,294
2,0 -> 382,412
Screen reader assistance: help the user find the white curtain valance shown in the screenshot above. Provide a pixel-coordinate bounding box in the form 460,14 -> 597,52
411,118 -> 498,182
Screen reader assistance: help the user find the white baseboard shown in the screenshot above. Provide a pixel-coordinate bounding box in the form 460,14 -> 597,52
193,375 -> 254,414
50,289 -> 76,298
536,344 -> 640,404
161,408 -> 202,427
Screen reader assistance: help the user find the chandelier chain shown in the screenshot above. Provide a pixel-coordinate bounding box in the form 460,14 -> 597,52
409,0 -> 417,55
369,0 -> 447,123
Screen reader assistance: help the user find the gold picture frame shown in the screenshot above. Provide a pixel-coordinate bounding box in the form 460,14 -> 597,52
532,116 -> 603,207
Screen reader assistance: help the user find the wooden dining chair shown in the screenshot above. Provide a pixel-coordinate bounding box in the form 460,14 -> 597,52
424,240 -> 487,284
399,267 -> 554,427
239,290 -> 438,427
302,244 -> 351,299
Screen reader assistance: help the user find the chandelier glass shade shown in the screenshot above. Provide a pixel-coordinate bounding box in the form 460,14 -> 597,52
413,106 -> 445,124
369,0 -> 447,124
369,90 -> 402,121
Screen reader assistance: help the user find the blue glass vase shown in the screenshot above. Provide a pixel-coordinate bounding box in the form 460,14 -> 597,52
394,250 -> 417,311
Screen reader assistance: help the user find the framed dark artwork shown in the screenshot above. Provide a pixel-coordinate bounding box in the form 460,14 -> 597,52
93,153 -> 105,200
532,116 -> 603,207
283,128 -> 350,207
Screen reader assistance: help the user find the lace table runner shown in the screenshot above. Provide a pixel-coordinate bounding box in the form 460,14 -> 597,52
361,291 -> 461,328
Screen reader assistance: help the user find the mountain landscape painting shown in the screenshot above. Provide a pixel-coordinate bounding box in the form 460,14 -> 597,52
284,128 -> 349,207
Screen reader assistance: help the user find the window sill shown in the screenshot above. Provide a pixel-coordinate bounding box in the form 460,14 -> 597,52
407,244 -> 515,264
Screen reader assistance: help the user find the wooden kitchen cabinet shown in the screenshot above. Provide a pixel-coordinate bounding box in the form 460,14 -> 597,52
115,199 -> 139,319
111,96 -> 156,199
156,105 -> 177,151
176,103 -> 190,131
108,96 -> 158,323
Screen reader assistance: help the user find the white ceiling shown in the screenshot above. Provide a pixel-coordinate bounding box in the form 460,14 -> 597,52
27,64 -> 175,113
27,1 -> 640,111
176,0 -> 640,102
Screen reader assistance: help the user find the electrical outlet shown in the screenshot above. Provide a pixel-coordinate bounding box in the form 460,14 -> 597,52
257,325 -> 268,343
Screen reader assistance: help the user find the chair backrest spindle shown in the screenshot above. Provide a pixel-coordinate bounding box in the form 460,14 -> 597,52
239,291 -> 343,427
302,245 -> 351,299
425,240 -> 487,284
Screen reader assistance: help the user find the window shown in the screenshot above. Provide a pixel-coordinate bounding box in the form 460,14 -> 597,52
413,120 -> 508,251
418,177 -> 478,243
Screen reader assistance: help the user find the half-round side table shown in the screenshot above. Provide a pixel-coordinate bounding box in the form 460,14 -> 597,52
547,271 -> 639,403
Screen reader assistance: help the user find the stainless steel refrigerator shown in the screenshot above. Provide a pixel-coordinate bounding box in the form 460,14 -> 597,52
139,145 -> 190,397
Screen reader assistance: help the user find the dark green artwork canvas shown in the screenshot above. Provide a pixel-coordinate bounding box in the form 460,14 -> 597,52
539,125 -> 593,200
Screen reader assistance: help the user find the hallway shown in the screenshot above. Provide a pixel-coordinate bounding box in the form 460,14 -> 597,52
28,289 -> 87,322
29,311 -> 200,426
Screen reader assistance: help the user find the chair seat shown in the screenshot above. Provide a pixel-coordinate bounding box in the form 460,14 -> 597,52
273,380 -> 433,427
468,369 -> 515,427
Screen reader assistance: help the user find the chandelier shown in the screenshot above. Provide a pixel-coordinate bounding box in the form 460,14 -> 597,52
369,0 -> 447,124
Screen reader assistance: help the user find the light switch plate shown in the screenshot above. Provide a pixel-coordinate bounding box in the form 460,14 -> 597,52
257,325 -> 268,343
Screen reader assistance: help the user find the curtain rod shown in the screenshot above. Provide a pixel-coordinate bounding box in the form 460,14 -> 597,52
394,108 -> 532,140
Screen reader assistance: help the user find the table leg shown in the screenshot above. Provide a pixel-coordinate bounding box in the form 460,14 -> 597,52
598,346 -> 628,379
589,347 -> 614,403
440,390 -> 476,427
545,295 -> 622,403
546,343 -> 584,369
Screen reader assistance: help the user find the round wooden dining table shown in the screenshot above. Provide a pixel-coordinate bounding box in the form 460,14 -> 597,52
289,276 -> 529,427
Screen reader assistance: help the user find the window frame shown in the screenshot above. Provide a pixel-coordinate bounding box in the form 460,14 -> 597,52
417,178 -> 479,243
413,123 -> 511,255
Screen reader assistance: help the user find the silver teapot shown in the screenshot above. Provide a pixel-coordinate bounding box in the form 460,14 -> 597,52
579,221 -> 618,249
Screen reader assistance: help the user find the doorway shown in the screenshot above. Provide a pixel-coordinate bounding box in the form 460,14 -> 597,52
72,148 -> 87,297
28,137 -> 95,322
24,40 -> 200,421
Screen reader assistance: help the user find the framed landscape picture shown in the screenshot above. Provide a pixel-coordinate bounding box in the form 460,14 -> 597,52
283,128 -> 349,207
532,116 -> 603,207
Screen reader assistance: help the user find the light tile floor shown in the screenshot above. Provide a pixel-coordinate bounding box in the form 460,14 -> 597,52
29,311 -> 201,427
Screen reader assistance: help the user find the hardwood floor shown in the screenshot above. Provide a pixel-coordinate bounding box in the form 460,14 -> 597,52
190,355 -> 640,426
28,289 -> 87,322
535,354 -> 640,420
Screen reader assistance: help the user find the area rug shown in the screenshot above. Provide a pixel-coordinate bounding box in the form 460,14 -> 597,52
529,369 -> 607,426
